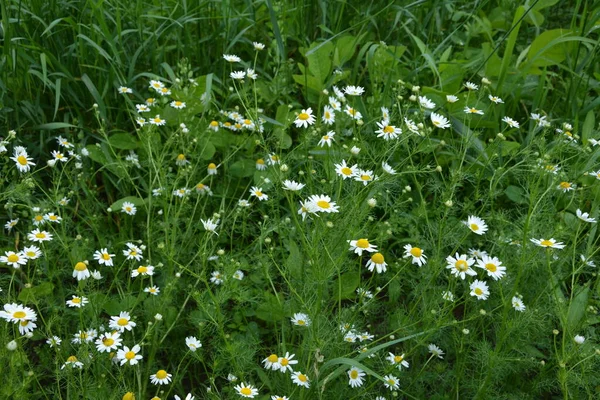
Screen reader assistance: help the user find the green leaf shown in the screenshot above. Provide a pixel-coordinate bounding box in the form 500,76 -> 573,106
18,282 -> 54,303
255,293 -> 284,322
567,287 -> 589,332
108,132 -> 139,150
230,159 -> 256,178
32,122 -> 76,130
527,29 -> 573,67
504,185 -> 528,204
306,41 -> 334,84
198,141 -> 216,160
582,110 -> 595,146
103,295 -> 137,315
333,272 -> 360,300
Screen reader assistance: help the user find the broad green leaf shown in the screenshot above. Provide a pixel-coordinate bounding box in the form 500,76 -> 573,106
306,41 -> 334,84
504,185 -> 528,204
32,122 -> 75,130
333,272 -> 360,300
198,141 -> 216,160
18,282 -> 54,303
527,29 -> 573,67
108,132 -> 139,150
255,293 -> 284,322
567,287 -> 589,331
230,159 -> 256,178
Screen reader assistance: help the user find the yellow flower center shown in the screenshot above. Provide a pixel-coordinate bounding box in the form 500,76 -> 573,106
323,135 -> 329,140
394,355 -> 403,363
325,111 -> 331,119
49,215 -> 57,220
297,319 -> 306,325
360,174 -> 371,181
298,112 -> 309,120
280,358 -> 289,366
74,262 -> 87,271
240,388 -> 252,395
160,88 -> 168,93
155,370 -> 168,379
474,288 -> 483,295
117,318 -> 129,326
267,354 -> 278,363
298,374 -> 307,382
455,260 -> 468,271
469,108 -> 477,113
485,263 -> 497,272
356,239 -> 370,249
7,254 -> 19,263
371,253 -> 384,264
102,253 -> 111,260
559,182 -> 571,189
387,379 -> 395,385
177,154 -> 185,161
123,392 -> 135,400
256,159 -> 265,165
130,251 -> 137,256
350,370 -> 359,379
341,167 -> 352,175
174,101 -> 182,107
244,119 -> 252,125
67,356 -> 78,362
153,118 -> 162,123
103,338 -> 115,346
72,297 -> 81,303
13,311 -> 26,319
384,125 -> 394,133
470,223 -> 479,231
137,266 -> 148,274
35,232 -> 46,239
125,351 -> 136,360
255,191 -> 263,197
348,108 -> 356,115
540,239 -> 553,247
26,251 -> 36,257
35,215 -> 43,221
410,247 -> 422,257
208,163 -> 216,169
20,320 -> 29,327
210,120 -> 219,127
433,120 -> 440,126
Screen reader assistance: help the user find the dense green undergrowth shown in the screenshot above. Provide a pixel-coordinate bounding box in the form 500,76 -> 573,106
1,0 -> 600,399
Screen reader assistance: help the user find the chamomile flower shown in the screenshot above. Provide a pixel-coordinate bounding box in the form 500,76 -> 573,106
530,238 -> 566,249
347,367 -> 366,387
0,303 -> 37,323
250,186 -> 268,201
11,148 -> 36,172
173,187 -> 191,197
135,117 -> 146,126
476,255 -> 506,280
344,85 -> 365,96
267,153 -> 281,166
464,81 -> 479,90
223,54 -> 241,63
510,296 -> 526,312
348,238 -> 377,256
170,100 -> 186,109
17,320 -> 36,335
328,96 -> 341,111
201,218 -> 219,235
335,160 -> 358,179
446,95 -> 459,103
366,253 -> 388,273
57,136 -> 74,148
235,382 -> 258,398
71,329 -> 96,344
489,95 -> 504,104
291,371 -> 310,388
376,121 -> 402,140
123,243 -> 143,261
150,370 -> 172,385
131,265 -> 154,277
318,131 -> 335,147
382,161 -> 397,175
291,313 -> 311,327
428,343 -> 444,358
146,97 -> 157,106
118,86 -> 132,94
117,344 -> 143,366
418,96 -> 436,109
72,261 -> 91,281
66,295 -> 89,308
46,336 -> 62,347
307,194 -> 339,213
271,396 -> 289,400
277,352 -> 298,373
5,218 -> 19,231
186,336 -> 202,351
95,331 -> 122,352
502,116 -> 520,128
44,213 -> 62,223
136,104 -> 151,112
23,245 -> 42,260
403,244 -> 427,266
465,215 -> 488,235
144,286 -> 160,295
576,209 -> 596,223
52,150 -> 68,162
1,251 -> 27,269
446,253 -> 476,280
294,108 -> 316,128
469,248 -> 488,259
442,291 -> 455,301
464,106 -> 484,115
149,115 -> 166,126
61,355 -> 84,369
253,42 -> 265,50
430,112 -> 450,129
322,106 -> 336,125
100,308 -> 130,331
557,181 -> 575,192
246,69 -> 258,80
230,70 -> 246,80
387,352 -> 409,370
344,105 -> 362,120
469,279 -> 490,300
94,248 -> 115,266
355,169 -> 376,185
282,180 -> 305,191
263,354 -> 280,370
383,374 -> 399,390
121,202 -> 137,215
210,270 -> 224,285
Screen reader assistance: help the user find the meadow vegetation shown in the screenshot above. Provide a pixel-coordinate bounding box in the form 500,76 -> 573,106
1,0 -> 600,398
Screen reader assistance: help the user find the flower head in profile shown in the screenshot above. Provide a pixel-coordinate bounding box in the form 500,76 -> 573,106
430,112 -> 450,129
201,218 -> 219,235
576,209 -> 596,223
72,261 -> 91,281
465,215 -> 488,235
428,343 -> 444,358
282,180 -> 305,192
502,116 -> 520,128
344,85 -> 364,96
118,86 -> 132,94
464,81 -> 479,91
366,253 -> 387,273
419,96 -> 436,109
530,238 -> 565,249
223,54 -> 241,62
